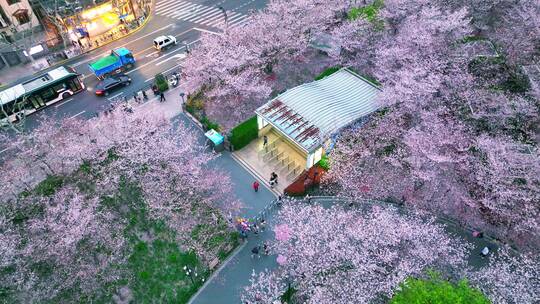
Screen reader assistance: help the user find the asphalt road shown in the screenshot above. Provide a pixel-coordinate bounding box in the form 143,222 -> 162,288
5,0 -> 267,134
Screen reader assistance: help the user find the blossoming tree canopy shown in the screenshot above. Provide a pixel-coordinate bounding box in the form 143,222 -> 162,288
243,200 -> 470,303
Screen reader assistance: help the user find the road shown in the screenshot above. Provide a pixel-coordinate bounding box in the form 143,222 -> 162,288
6,0 -> 267,132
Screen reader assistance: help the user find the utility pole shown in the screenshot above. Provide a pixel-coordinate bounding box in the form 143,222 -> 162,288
127,0 -> 138,22
218,6 -> 228,31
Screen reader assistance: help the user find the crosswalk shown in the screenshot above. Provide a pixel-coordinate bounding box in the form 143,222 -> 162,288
155,0 -> 251,29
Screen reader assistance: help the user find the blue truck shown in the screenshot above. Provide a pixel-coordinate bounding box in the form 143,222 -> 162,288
88,47 -> 136,79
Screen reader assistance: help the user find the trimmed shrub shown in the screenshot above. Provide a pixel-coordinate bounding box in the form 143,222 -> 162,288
154,73 -> 169,92
200,116 -> 220,131
315,66 -> 341,80
229,116 -> 258,150
391,272 -> 490,304
317,154 -> 330,171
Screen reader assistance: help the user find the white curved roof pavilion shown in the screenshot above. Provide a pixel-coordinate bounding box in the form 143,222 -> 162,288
255,67 -> 382,156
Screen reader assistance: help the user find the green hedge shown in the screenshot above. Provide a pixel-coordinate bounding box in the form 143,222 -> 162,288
200,116 -> 220,131
315,66 -> 341,80
348,0 -> 383,22
154,73 -> 169,92
317,155 -> 330,171
229,116 -> 258,150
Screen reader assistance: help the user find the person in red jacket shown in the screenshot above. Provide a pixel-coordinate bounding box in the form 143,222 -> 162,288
252,180 -> 260,192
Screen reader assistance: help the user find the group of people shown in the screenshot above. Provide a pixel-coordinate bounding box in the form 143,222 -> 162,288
251,172 -> 279,193
251,242 -> 270,258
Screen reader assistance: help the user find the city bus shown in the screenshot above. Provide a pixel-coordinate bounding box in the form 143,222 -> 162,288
0,66 -> 85,123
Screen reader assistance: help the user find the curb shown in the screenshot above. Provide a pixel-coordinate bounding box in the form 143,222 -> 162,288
187,240 -> 248,304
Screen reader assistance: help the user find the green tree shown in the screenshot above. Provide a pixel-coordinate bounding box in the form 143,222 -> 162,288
391,272 -> 490,304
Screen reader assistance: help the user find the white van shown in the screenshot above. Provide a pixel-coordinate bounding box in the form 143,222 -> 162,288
153,35 -> 177,51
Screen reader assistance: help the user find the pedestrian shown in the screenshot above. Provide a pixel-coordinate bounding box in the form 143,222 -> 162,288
263,135 -> 268,147
142,90 -> 148,100
263,242 -> 269,255
251,246 -> 260,258
252,180 -> 260,192
259,218 -> 266,231
159,91 -> 166,102
481,246 -> 490,257
270,172 -> 278,188
252,223 -> 259,235
472,231 -> 484,238
133,93 -> 139,103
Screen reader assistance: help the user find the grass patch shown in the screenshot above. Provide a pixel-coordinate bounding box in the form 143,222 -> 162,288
128,240 -> 205,303
229,116 -> 258,150
348,0 -> 384,23
315,66 -> 341,80
391,271 -> 490,304
35,175 -> 64,196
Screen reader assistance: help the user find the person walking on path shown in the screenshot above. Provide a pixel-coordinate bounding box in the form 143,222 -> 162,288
270,172 -> 278,188
259,218 -> 266,232
252,180 -> 260,192
251,246 -> 260,258
263,242 -> 269,255
159,91 -> 166,102
263,135 -> 268,148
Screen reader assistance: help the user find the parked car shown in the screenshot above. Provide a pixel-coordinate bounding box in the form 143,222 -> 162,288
153,35 -> 177,51
95,74 -> 131,96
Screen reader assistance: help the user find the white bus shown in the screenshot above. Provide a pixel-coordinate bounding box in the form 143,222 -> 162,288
0,66 -> 85,123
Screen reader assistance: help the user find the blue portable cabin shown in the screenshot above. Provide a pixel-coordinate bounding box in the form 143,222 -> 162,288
88,47 -> 136,79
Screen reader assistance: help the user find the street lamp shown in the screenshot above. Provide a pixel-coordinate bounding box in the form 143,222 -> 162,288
217,6 -> 228,31
179,92 -> 185,103
182,40 -> 190,54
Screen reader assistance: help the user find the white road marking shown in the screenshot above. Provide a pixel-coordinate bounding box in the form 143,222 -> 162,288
0,147 -> 10,154
156,53 -> 186,66
70,110 -> 86,119
155,0 -> 249,30
144,63 -> 184,83
54,98 -> 73,108
145,51 -> 160,58
193,27 -> 223,35
107,92 -> 124,100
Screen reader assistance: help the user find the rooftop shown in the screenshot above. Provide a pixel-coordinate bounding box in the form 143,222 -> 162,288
255,68 -> 381,152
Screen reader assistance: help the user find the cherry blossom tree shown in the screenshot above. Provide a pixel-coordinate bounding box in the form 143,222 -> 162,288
1,186 -> 128,302
182,0 -> 347,126
243,200 -> 470,303
470,247 -> 540,304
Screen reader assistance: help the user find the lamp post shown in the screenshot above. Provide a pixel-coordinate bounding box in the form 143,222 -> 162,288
182,40 -> 190,54
218,6 -> 228,31
179,92 -> 185,103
